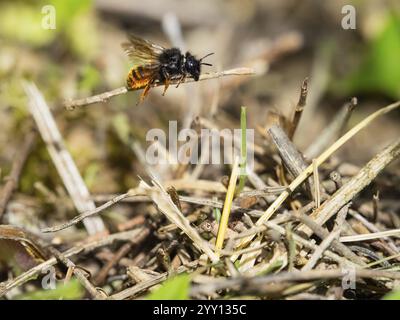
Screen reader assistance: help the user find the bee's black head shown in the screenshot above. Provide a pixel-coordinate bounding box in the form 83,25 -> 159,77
184,52 -> 214,81
184,52 -> 201,81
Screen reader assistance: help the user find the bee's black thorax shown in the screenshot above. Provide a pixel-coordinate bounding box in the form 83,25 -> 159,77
158,48 -> 184,81
158,48 -> 202,82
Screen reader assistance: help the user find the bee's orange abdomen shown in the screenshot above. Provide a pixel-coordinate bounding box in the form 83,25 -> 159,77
126,66 -> 153,90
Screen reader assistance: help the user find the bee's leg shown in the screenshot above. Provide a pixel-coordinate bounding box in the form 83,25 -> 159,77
137,82 -> 152,105
162,78 -> 170,96
175,74 -> 186,88
160,68 -> 171,96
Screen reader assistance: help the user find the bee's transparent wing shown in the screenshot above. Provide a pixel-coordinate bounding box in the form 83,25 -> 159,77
122,34 -> 165,69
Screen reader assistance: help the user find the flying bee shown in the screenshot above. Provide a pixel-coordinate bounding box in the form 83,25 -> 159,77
122,34 -> 213,103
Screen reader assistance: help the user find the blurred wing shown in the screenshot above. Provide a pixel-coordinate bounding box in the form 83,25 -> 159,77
122,34 -> 165,69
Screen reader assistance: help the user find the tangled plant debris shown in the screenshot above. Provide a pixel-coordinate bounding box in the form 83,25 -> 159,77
0,0 -> 400,301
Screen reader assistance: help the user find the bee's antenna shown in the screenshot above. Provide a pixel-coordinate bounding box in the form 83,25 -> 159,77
200,52 -> 214,62
200,52 -> 214,66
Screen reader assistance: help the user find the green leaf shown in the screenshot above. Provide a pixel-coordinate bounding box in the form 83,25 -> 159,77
213,207 -> 222,223
65,10 -> 99,60
0,3 -> 55,46
147,274 -> 190,300
49,0 -> 98,60
383,288 -> 400,300
337,13 -> 400,99
49,0 -> 93,29
15,279 -> 84,300
0,0 -> 93,47
256,259 -> 285,276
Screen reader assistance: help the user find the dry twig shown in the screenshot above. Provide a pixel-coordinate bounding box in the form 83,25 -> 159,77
268,125 -> 314,198
0,131 -> 36,221
94,227 -> 150,285
23,81 -> 106,235
0,228 -> 145,297
299,138 -> 400,236
64,68 -> 254,110
47,246 -> 107,300
191,268 -> 400,297
306,97 -> 358,159
301,203 -> 350,272
288,77 -> 308,140
109,261 -> 199,300
143,179 -> 219,263
235,100 -> 400,256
